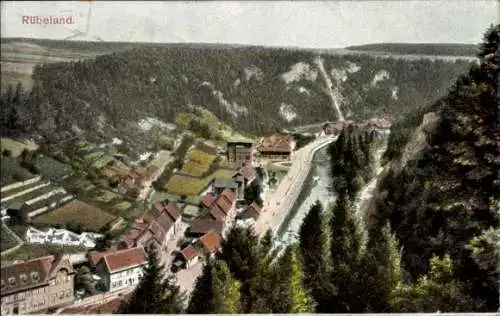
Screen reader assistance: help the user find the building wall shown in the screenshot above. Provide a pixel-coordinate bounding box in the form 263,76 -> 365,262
108,267 -> 144,293
1,270 -> 74,315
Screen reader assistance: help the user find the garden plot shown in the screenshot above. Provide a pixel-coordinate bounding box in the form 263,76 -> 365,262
31,200 -> 116,232
165,168 -> 236,196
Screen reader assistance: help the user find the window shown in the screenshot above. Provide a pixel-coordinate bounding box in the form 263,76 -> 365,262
8,277 -> 16,286
40,299 -> 45,306
66,290 -> 72,297
51,295 -> 56,303
59,291 -> 64,299
31,272 -> 39,283
20,274 -> 28,285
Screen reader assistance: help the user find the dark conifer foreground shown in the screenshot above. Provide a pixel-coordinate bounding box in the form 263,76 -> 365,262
117,246 -> 185,314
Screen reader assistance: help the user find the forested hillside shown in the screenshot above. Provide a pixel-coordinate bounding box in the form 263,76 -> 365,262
346,43 -> 478,56
374,24 -> 500,311
1,41 -> 473,143
118,25 -> 499,314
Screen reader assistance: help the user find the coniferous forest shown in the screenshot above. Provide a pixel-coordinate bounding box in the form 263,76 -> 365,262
116,24 -> 499,314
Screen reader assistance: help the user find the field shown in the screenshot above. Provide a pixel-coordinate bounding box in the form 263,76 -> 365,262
31,200 -> 117,232
0,138 -> 39,157
1,41 -> 103,91
165,168 -> 236,196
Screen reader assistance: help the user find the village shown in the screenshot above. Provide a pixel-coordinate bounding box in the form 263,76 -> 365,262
0,118 -> 390,315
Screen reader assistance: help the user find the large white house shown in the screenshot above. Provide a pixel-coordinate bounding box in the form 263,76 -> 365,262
25,227 -> 103,248
94,247 -> 148,293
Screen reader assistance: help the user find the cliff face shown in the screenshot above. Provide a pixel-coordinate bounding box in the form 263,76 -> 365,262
371,25 -> 500,311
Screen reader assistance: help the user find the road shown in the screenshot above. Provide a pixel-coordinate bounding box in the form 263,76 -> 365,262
254,136 -> 336,237
138,150 -> 173,201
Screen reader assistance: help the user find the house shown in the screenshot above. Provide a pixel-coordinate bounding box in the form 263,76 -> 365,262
322,121 -> 345,136
211,179 -> 237,196
200,189 -> 236,236
197,231 -> 222,256
226,139 -> 254,166
180,245 -> 199,269
240,163 -> 256,185
150,201 -> 182,237
237,202 -> 263,221
0,254 -> 75,315
119,202 -> 182,264
95,247 -> 148,293
185,220 -> 224,238
256,133 -> 295,161
200,193 -> 217,209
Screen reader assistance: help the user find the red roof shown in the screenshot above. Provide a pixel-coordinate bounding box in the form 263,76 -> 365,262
213,188 -> 235,215
165,202 -> 181,221
249,202 -> 263,213
181,245 -> 199,261
201,193 -> 217,208
241,163 -> 256,181
199,232 -> 222,254
120,220 -> 149,248
258,133 -> 293,154
88,248 -> 117,267
102,247 -> 148,273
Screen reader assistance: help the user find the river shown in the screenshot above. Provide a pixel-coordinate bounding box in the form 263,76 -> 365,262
275,131 -> 388,247
276,144 -> 336,245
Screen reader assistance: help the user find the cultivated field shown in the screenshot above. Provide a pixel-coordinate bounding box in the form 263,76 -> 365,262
165,168 -> 235,196
31,200 -> 117,232
1,42 -> 103,91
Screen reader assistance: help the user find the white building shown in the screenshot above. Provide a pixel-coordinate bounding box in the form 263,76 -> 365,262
94,247 -> 148,293
25,227 -> 104,248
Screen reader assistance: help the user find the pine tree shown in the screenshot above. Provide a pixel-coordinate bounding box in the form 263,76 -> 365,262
298,200 -> 334,312
187,259 -> 240,314
218,226 -> 261,312
329,191 -> 364,312
357,221 -> 402,312
118,246 -> 185,314
275,245 -> 314,313
389,255 -> 482,312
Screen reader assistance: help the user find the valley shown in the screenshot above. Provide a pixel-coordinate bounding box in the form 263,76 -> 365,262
0,21 -> 498,314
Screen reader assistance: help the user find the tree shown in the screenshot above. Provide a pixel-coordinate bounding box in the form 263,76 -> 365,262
298,200 -> 334,312
328,191 -> 364,312
357,221 -> 402,312
218,226 -> 261,312
389,255 -> 482,312
187,259 -> 240,314
118,246 -> 185,313
275,245 -> 314,313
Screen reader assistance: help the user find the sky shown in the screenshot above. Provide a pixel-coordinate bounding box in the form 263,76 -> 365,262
1,1 -> 498,49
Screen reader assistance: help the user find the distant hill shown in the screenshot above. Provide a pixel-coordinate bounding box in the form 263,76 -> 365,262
1,38 -> 475,146
346,43 -> 479,57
